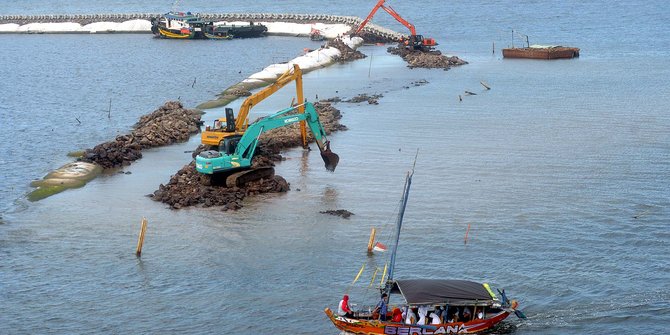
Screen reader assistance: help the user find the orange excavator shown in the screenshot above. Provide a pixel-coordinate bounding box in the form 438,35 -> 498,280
355,0 -> 437,51
201,63 -> 309,150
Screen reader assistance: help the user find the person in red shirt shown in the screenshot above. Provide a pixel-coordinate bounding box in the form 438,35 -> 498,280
338,294 -> 354,318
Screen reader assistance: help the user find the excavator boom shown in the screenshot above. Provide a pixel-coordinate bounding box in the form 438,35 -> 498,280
201,64 -> 307,147
355,0 -> 436,50
356,0 -> 415,35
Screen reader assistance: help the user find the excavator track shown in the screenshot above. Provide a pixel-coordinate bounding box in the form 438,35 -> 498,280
225,167 -> 275,188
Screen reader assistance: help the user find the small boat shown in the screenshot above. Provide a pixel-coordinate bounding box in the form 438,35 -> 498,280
150,12 -> 266,40
309,28 -> 325,41
502,45 -> 580,59
324,162 -> 526,334
203,29 -> 233,40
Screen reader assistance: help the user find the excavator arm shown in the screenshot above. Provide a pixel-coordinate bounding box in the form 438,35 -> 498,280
234,102 -> 338,171
355,0 -> 437,50
234,64 -> 305,134
355,0 -> 416,35
201,64 -> 307,147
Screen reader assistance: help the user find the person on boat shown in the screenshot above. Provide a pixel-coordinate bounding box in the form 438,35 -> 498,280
417,305 -> 428,325
373,293 -> 389,321
429,309 -> 442,325
338,294 -> 354,318
391,307 -> 403,322
447,308 -> 459,323
405,307 -> 417,324
462,307 -> 472,321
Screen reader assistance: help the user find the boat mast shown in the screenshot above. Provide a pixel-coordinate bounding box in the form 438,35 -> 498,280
384,152 -> 417,293
171,0 -> 182,12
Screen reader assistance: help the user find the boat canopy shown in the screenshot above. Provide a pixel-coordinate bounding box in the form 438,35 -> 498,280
391,279 -> 496,306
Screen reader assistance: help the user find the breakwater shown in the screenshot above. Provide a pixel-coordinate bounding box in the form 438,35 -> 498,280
0,12 -> 403,40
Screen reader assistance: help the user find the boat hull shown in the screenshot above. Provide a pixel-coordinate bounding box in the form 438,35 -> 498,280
155,27 -> 203,39
324,308 -> 510,334
502,47 -> 580,59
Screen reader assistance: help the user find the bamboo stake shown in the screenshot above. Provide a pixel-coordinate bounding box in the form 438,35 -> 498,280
135,217 -> 148,257
367,227 -> 377,253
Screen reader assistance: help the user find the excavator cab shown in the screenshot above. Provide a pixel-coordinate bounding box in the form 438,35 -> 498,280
220,135 -> 242,155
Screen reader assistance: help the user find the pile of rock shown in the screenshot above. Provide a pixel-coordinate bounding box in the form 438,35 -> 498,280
345,93 -> 383,104
150,161 -> 289,210
150,102 -> 346,210
81,101 -> 202,169
387,46 -> 468,70
328,38 -> 367,63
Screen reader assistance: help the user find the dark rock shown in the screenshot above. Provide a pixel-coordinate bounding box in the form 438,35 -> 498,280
387,46 -> 468,70
320,209 -> 355,219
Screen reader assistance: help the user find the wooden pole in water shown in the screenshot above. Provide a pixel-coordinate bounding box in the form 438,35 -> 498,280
367,227 -> 376,253
464,223 -> 471,245
136,217 -> 148,257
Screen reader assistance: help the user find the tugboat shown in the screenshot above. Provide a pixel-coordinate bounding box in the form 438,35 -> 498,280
151,12 -> 267,40
150,12 -> 209,39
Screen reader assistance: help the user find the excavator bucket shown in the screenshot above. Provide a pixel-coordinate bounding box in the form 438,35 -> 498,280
320,141 -> 339,172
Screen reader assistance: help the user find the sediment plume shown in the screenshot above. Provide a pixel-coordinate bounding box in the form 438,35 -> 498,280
80,101 -> 203,169
150,102 -> 345,210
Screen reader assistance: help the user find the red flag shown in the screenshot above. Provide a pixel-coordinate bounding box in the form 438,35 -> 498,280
373,242 -> 387,252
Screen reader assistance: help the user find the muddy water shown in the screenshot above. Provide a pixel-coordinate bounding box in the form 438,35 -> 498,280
2,1 -> 670,334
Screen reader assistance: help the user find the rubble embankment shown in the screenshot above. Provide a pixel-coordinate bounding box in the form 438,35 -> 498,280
150,102 -> 345,210
80,101 -> 203,169
328,38 -> 367,63
388,46 -> 468,70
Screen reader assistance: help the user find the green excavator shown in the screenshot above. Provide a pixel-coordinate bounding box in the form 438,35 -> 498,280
195,102 -> 339,187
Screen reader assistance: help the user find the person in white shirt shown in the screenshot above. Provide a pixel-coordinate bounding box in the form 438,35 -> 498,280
417,305 -> 428,325
405,307 -> 417,324
429,310 -> 442,324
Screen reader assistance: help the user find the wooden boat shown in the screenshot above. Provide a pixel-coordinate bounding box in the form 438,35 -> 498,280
324,164 -> 526,334
203,30 -> 233,40
502,45 -> 580,59
150,12 -> 266,40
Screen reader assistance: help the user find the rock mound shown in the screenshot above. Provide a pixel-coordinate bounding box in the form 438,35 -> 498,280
387,47 -> 468,70
328,38 -> 367,63
81,101 -> 202,169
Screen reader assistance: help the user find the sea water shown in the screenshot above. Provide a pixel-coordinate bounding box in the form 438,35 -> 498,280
1,1 -> 669,334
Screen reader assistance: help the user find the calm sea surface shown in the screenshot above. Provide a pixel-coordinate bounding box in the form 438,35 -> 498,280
1,1 -> 669,334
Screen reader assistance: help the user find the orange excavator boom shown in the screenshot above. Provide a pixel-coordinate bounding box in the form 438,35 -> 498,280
201,64 -> 308,148
355,0 -> 416,36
